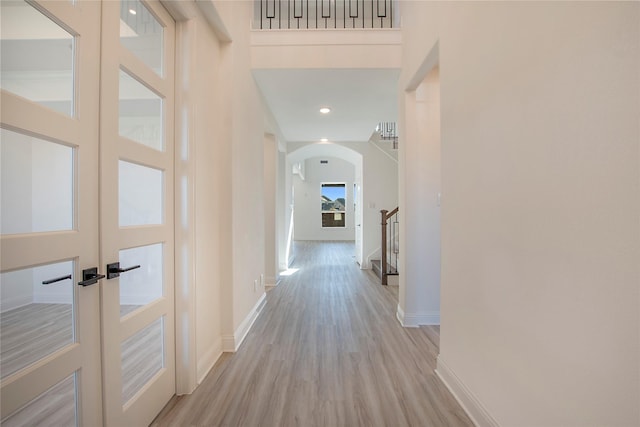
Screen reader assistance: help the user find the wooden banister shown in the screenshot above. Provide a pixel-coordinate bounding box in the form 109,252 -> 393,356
380,207 -> 399,285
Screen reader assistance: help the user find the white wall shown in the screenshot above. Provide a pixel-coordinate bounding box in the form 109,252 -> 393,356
293,156 -> 355,241
288,141 -> 398,268
397,67 -> 441,327
1,129 -> 74,311
222,0 -> 268,338
172,0 -> 277,392
264,133 -> 278,285
192,13 -> 228,382
250,29 -> 401,70
276,150 -> 288,271
1,129 -> 72,235
171,2 -> 230,391
400,2 -> 640,426
357,143 -> 399,267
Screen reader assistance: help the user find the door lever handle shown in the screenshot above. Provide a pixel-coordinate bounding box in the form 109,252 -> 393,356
107,262 -> 141,279
42,274 -> 72,285
78,267 -> 105,287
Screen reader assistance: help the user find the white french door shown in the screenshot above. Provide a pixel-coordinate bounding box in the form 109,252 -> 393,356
1,1 -> 103,425
98,0 -> 175,425
0,0 -> 175,425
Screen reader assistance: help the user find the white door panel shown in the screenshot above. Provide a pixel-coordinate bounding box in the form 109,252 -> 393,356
0,1 -> 103,425
99,0 -> 175,425
1,0 -> 176,425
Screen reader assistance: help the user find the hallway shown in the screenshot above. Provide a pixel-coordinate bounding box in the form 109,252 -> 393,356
152,241 -> 473,426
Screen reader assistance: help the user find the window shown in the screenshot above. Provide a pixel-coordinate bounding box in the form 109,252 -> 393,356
321,183 -> 346,228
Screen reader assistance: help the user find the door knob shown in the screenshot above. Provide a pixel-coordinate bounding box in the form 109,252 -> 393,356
106,262 -> 141,279
78,267 -> 105,287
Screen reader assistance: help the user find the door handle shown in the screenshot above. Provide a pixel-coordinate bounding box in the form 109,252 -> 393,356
106,262 -> 141,279
78,267 -> 105,287
42,274 -> 72,285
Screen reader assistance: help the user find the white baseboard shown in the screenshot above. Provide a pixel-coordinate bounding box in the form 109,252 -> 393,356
221,334 -> 235,352
265,278 -> 280,290
222,292 -> 267,352
396,304 -> 413,327
365,247 -> 381,270
197,337 -> 222,384
396,304 -> 439,327
435,356 -> 500,427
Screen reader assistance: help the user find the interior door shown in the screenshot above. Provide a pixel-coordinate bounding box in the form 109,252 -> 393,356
354,183 -> 363,266
98,1 -> 175,425
0,1 -> 103,425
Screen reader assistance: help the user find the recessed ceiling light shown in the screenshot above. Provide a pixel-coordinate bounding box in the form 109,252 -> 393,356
129,8 -> 137,15
320,138 -> 328,142
319,107 -> 331,114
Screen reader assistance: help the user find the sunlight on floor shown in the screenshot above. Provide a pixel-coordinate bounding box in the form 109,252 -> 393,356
279,268 -> 299,277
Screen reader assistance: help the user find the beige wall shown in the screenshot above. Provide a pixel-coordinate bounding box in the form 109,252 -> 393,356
293,156 -> 356,241
173,8 -> 230,389
223,1 -> 269,331
172,0 -> 270,391
398,66 -> 441,326
400,1 -> 639,425
264,133 -> 278,285
192,12 -> 228,383
288,141 -> 398,269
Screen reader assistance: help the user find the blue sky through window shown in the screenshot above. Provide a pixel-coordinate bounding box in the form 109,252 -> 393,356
321,184 -> 345,201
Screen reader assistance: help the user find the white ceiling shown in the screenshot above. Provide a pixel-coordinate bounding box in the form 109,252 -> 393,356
253,68 -> 399,143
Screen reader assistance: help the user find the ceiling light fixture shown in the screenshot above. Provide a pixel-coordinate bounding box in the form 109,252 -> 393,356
129,8 -> 137,15
320,138 -> 328,142
319,107 -> 331,114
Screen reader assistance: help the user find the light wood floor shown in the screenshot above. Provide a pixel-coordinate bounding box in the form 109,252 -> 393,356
0,302 -> 155,424
1,303 -> 144,380
152,241 -> 473,427
1,303 -> 73,380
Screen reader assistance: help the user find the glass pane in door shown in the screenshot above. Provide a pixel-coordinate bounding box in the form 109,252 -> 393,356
120,0 -> 164,76
118,160 -> 163,226
119,69 -> 163,150
121,317 -> 164,404
0,0 -> 75,116
119,243 -> 163,317
1,373 -> 77,427
0,261 -> 75,379
1,128 -> 74,235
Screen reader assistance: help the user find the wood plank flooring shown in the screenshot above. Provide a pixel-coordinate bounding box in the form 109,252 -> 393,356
0,303 -> 74,379
1,373 -> 76,427
0,302 -> 154,423
0,304 -> 143,380
152,241 -> 473,427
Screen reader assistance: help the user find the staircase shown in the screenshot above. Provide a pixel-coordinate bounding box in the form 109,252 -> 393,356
369,122 -> 398,162
371,259 -> 398,285
371,207 -> 399,285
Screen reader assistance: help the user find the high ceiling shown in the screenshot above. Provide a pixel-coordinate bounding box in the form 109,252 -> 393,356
253,68 -> 399,143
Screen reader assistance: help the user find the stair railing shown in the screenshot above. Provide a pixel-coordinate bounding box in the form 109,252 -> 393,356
380,207 -> 399,285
